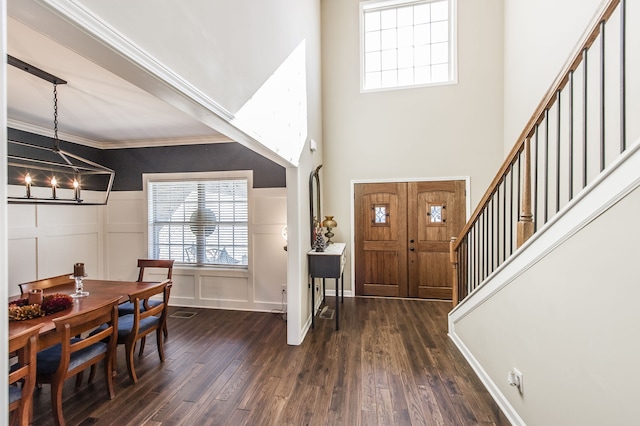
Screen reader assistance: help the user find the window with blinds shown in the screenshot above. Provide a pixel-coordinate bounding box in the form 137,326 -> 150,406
147,178 -> 248,267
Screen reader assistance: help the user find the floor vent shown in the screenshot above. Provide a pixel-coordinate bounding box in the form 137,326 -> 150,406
170,311 -> 197,319
318,306 -> 334,320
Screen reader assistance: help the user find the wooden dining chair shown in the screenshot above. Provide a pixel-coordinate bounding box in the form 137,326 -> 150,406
118,259 -> 174,340
9,323 -> 43,426
136,259 -> 174,282
18,273 -> 74,295
99,280 -> 170,383
36,298 -> 119,426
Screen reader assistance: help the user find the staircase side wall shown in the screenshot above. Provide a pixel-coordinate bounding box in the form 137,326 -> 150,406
449,139 -> 640,425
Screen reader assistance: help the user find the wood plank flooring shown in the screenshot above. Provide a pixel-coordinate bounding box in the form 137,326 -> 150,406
29,297 -> 508,425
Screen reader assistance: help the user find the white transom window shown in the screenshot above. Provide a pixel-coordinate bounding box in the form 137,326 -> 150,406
360,0 -> 457,91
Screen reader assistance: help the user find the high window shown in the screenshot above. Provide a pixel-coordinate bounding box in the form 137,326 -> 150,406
146,173 -> 249,267
361,0 -> 456,91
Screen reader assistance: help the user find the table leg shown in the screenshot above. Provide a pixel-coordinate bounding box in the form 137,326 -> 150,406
322,278 -> 326,308
311,276 -> 315,329
335,276 -> 340,331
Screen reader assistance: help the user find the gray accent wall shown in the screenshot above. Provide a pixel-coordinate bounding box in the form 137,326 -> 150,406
8,128 -> 286,190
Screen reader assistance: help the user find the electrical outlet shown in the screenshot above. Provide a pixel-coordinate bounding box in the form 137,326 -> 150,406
507,368 -> 524,394
281,283 -> 287,294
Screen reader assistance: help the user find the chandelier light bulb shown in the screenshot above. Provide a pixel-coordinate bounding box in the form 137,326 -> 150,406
25,173 -> 32,198
51,177 -> 57,199
73,179 -> 81,201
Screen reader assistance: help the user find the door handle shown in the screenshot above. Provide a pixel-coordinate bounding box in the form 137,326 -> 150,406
410,247 -> 415,251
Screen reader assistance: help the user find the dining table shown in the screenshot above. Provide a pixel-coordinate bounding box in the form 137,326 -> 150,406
8,279 -> 161,350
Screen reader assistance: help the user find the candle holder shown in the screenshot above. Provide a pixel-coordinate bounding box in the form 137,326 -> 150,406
71,262 -> 89,298
70,276 -> 89,298
28,289 -> 43,305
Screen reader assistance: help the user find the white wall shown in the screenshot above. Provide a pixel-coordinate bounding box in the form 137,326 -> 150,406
321,0 -> 505,292
503,0 -> 606,152
450,138 -> 640,425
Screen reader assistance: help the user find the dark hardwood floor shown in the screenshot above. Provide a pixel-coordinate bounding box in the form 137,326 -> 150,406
30,297 -> 508,425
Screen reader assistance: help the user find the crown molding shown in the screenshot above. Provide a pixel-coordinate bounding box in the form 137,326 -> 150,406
7,118 -> 103,148
100,134 -> 234,149
8,118 -> 233,149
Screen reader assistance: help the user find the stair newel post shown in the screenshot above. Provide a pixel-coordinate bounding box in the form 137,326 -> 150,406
517,137 -> 535,247
450,237 -> 459,307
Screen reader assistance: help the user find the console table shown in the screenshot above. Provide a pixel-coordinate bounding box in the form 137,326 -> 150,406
308,242 -> 346,330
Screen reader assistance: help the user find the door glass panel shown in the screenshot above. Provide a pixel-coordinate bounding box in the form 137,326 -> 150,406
375,205 -> 387,223
430,205 -> 442,223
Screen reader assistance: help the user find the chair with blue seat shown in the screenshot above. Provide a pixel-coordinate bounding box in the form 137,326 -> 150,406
36,298 -> 119,426
109,280 -> 170,383
118,259 -> 173,343
9,323 -> 42,426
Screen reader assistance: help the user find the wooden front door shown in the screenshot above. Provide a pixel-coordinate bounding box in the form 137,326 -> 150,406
355,182 -> 408,297
355,180 -> 465,299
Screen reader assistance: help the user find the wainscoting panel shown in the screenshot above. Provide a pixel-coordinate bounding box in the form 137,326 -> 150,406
107,196 -> 145,225
168,273 -> 197,300
7,204 -> 36,230
199,273 -> 249,302
37,204 -> 100,227
7,238 -> 38,297
38,233 -> 100,279
7,194 -> 105,297
106,232 -> 146,281
252,232 -> 287,304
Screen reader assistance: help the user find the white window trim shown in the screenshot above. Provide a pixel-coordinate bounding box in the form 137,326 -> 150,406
359,0 -> 458,93
143,170 -> 253,270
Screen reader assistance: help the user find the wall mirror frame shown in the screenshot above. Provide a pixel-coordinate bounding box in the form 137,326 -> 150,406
308,165 -> 322,247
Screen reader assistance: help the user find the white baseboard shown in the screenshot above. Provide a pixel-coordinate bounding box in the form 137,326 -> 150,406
325,289 -> 353,298
448,327 -> 525,425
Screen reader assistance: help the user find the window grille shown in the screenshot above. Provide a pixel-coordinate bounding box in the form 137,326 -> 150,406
361,0 -> 456,91
147,179 -> 248,267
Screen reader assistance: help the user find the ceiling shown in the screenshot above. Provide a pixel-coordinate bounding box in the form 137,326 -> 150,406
6,16 -> 230,149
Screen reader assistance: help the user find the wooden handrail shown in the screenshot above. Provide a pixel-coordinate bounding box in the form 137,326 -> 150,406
452,0 -> 621,253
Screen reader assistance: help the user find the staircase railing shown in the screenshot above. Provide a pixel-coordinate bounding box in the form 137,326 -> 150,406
450,0 -> 630,306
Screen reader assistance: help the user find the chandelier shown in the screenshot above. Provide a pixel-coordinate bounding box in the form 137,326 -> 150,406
7,55 -> 114,205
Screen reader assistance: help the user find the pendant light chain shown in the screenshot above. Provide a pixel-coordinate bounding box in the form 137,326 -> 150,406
53,83 -> 60,151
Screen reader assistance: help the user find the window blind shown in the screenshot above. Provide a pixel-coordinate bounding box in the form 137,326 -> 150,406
148,179 -> 248,266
